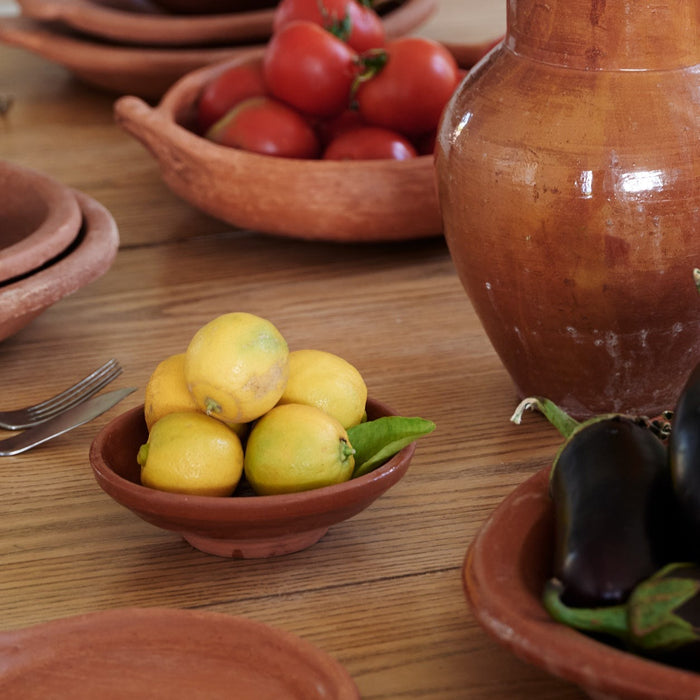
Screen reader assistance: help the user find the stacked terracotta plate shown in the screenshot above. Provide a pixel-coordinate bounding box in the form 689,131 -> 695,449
0,0 -> 439,100
0,160 -> 119,343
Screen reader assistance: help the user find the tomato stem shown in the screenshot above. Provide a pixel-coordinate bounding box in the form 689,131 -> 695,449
350,49 -> 389,106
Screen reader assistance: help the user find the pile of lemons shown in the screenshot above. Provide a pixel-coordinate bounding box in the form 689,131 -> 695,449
138,312 -> 368,497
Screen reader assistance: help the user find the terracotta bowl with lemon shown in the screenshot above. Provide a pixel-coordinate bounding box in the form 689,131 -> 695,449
88,398 -> 415,558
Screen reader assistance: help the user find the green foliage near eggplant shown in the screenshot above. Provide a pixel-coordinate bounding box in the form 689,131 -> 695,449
543,564 -> 700,665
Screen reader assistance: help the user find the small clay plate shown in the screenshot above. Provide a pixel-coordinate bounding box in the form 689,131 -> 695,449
0,607 -> 359,699
14,0 -> 437,47
89,398 -> 416,558
0,161 -> 82,284
0,189 -> 119,343
463,466 -> 700,699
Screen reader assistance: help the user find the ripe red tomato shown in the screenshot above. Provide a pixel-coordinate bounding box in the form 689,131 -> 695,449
263,21 -> 359,119
205,96 -> 320,159
355,37 -> 460,137
196,58 -> 267,133
272,0 -> 385,52
323,126 -> 417,160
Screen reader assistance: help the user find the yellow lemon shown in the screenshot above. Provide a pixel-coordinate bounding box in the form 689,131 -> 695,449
144,353 -> 247,439
138,412 -> 244,496
243,403 -> 355,495
184,312 -> 289,424
144,353 -> 200,431
277,349 -> 367,429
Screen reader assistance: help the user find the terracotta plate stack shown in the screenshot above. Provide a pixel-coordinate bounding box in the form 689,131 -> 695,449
0,160 -> 119,343
0,0 -> 439,100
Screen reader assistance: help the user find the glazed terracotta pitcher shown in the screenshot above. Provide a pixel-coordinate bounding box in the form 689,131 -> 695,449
436,0 -> 700,418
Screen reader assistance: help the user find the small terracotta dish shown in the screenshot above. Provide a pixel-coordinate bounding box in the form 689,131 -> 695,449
463,467 -> 700,699
114,53 -> 444,242
0,190 -> 119,343
89,398 -> 416,558
0,607 -> 360,699
0,17 -> 263,100
0,160 -> 82,284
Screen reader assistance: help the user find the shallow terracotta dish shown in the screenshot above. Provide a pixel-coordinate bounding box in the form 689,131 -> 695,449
0,17 -> 263,99
463,466 -> 700,700
89,398 -> 416,558
9,0 -> 436,50
0,607 -> 359,699
0,161 -> 82,284
114,54 -> 445,241
0,190 -> 119,343
14,0 -> 278,46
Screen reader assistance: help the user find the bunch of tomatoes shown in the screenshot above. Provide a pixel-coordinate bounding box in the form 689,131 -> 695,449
195,0 -> 462,160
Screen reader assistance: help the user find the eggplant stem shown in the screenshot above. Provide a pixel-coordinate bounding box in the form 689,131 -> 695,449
510,397 -> 579,438
542,579 -> 629,642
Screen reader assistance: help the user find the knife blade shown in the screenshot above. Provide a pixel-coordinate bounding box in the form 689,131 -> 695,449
0,386 -> 136,456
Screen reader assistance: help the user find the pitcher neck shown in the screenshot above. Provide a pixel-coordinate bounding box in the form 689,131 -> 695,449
506,0 -> 699,71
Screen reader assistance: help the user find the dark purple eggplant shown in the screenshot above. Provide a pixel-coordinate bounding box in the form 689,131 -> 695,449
670,361 -> 700,552
543,563 -> 700,670
551,415 -> 676,606
512,398 -> 677,607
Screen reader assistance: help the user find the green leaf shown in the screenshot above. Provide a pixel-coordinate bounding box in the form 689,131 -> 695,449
348,416 -> 435,478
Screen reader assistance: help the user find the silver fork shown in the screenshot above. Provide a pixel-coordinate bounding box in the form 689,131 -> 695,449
0,359 -> 123,430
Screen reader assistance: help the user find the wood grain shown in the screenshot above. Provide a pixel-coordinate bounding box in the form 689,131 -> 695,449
0,1 -> 585,697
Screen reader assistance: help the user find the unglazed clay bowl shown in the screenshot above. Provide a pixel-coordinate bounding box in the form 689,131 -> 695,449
0,17 -> 263,100
89,398 -> 416,558
9,0 -> 437,49
114,54 -> 446,242
0,190 -> 119,343
0,607 -> 360,698
0,160 -> 82,284
463,466 -> 700,700
14,0 -> 278,47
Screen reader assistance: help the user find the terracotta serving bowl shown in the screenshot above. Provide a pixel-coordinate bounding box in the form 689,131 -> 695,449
0,17 -> 263,100
464,466 -> 700,699
114,53 -> 446,242
0,190 -> 119,343
14,0 -> 279,47
89,398 -> 416,558
0,607 -> 360,698
0,160 -> 82,284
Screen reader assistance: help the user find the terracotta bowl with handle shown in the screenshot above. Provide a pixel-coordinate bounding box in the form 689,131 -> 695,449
112,38 -> 470,243
89,397 -> 416,558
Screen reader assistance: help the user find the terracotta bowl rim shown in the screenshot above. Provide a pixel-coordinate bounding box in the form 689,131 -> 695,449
0,16 -> 263,65
14,0 -> 437,47
89,397 -> 416,519
0,189 -> 119,323
0,160 -> 82,283
1,607 -> 360,699
463,466 -> 700,699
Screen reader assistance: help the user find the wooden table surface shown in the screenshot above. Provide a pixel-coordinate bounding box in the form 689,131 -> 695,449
0,1 -> 587,697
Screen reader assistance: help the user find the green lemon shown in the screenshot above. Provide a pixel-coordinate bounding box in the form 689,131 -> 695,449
243,403 -> 355,495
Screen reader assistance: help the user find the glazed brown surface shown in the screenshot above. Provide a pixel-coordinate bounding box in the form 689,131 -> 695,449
436,0 -> 700,418
0,0 -> 601,697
